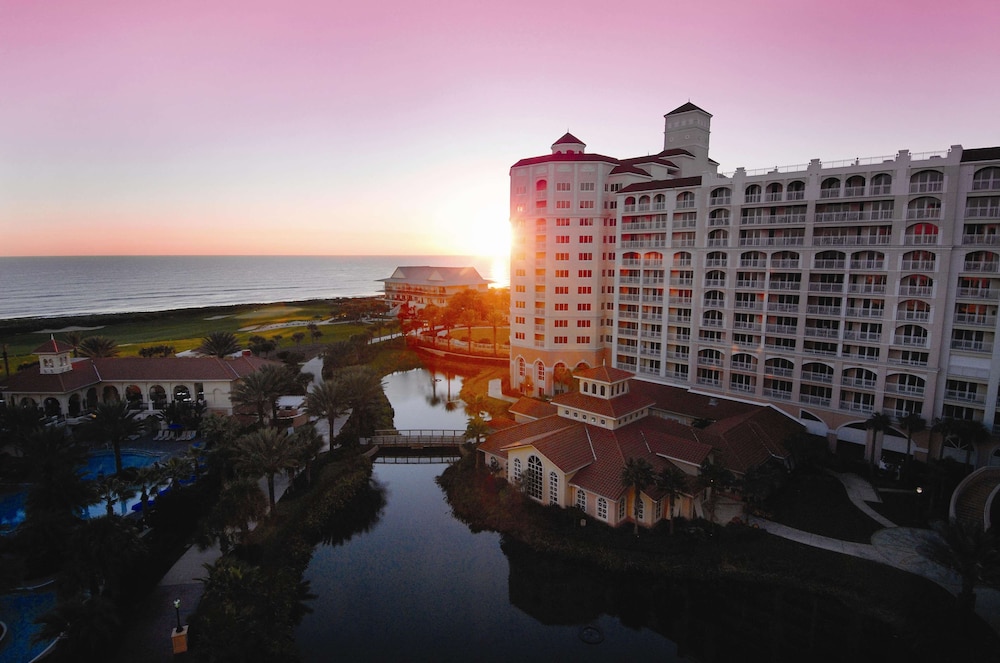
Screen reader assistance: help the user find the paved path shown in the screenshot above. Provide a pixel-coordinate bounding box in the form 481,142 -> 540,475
750,470 -> 1000,637
113,412 -> 347,662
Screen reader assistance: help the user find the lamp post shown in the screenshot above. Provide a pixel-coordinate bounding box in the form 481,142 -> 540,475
173,599 -> 182,632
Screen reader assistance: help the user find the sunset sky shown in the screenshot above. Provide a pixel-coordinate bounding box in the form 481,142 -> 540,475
2,0 -> 998,258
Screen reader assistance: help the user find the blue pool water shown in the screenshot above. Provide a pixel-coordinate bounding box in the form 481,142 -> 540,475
0,450 -> 167,529
0,588 -> 57,663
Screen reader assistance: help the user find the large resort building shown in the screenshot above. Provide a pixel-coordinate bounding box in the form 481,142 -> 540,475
509,102 -> 1000,467
380,265 -> 490,317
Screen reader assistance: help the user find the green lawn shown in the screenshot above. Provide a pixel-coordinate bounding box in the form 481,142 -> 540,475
764,467 -> 884,543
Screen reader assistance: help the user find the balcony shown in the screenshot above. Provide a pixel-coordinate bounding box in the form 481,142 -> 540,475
765,324 -> 798,335
953,313 -> 996,327
848,283 -> 887,294
841,377 -> 877,389
808,305 -> 843,316
741,213 -> 807,225
767,280 -> 799,291
802,371 -> 834,384
623,220 -> 669,231
846,307 -> 883,318
621,240 -> 668,249
709,196 -> 732,206
963,261 -> 1000,273
697,356 -> 723,367
844,186 -> 866,197
851,259 -> 887,270
618,327 -> 638,337
653,202 -> 667,211
669,278 -> 694,287
705,258 -> 727,267
619,294 -> 640,302
762,388 -> 792,400
839,400 -> 875,414
800,394 -> 832,406
804,327 -> 840,339
950,339 -> 993,353
739,259 -> 766,268
668,315 -> 692,324
666,351 -> 689,360
896,309 -> 930,322
898,285 -> 933,297
814,259 -> 846,269
870,184 -> 892,195
885,383 -> 925,397
909,182 -> 943,194
738,236 -> 805,247
672,239 -> 696,248
707,216 -> 730,227
786,190 -> 805,200
771,259 -> 800,269
677,200 -> 696,210
744,193 -> 762,204
906,208 -> 941,220
894,335 -> 929,347
815,209 -> 894,223
900,260 -> 935,271
842,331 -> 882,342
957,288 -> 1000,300
702,318 -> 724,328
706,238 -> 729,247
733,321 -> 761,331
963,234 -> 1000,245
696,376 -> 722,387
619,310 -> 639,319
808,282 -> 845,293
672,296 -> 693,305
819,189 -> 840,199
767,302 -> 799,313
673,218 -> 697,229
815,235 -> 892,246
944,390 -> 986,404
765,366 -> 794,378
703,299 -> 726,309
731,361 -> 756,373
704,278 -> 727,288
966,206 -> 1000,219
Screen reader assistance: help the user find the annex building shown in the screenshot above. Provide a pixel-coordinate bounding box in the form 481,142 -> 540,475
508,103 -> 1000,467
0,338 -> 274,419
380,265 -> 490,317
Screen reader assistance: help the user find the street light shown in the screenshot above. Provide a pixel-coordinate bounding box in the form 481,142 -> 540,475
173,599 -> 182,632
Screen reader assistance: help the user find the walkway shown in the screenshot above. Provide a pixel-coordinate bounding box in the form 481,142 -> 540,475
749,469 -> 1000,636
112,412 -> 347,662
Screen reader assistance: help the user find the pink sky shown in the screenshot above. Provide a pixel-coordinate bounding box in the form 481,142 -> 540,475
2,0 -> 998,257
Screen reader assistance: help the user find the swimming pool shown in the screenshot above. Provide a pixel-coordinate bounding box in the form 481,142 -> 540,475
0,587 -> 57,663
0,450 -> 167,529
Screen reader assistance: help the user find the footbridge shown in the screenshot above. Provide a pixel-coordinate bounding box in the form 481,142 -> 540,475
367,429 -> 467,449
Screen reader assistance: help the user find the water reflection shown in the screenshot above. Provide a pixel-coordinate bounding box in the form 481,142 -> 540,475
382,367 -> 470,430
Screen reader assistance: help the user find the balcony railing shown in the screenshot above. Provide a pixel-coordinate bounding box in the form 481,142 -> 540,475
898,285 -> 933,297
705,259 -> 727,267
787,191 -> 805,200
896,309 -> 929,322
731,361 -> 757,372
954,313 -> 996,327
814,260 -> 846,269
894,335 -> 929,347
950,339 -> 993,353
909,181 -> 943,194
841,377 -> 877,389
802,371 -> 834,383
709,196 -> 732,206
744,193 -> 762,203
765,324 -> 798,335
819,189 -> 840,199
944,390 -> 986,404
966,207 -> 1000,219
765,366 -> 794,378
839,400 -> 875,414
771,259 -> 800,268
962,234 -> 1000,245
768,281 -> 800,290
738,237 -> 806,247
842,331 -> 882,342
844,186 -> 866,197
808,305 -> 842,316
815,235 -> 892,246
808,282 -> 845,293
957,288 -> 1000,300
906,208 -> 941,220
963,261 -> 1000,272
762,388 -> 792,400
815,209 -> 894,223
848,283 -> 886,294
767,302 -> 798,313
870,184 -> 892,195
804,327 -> 840,338
885,383 -> 925,397
846,307 -> 884,318
800,394 -> 832,406
739,259 -> 765,268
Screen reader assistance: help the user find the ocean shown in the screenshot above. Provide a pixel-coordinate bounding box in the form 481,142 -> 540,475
0,255 -> 509,320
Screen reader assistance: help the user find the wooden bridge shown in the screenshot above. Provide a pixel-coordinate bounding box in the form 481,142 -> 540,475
366,429 -> 467,449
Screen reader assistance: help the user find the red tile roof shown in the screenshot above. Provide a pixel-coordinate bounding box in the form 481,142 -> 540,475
575,365 -> 634,383
511,152 -> 620,169
631,380 -> 757,422
551,390 -> 655,419
509,397 -> 558,420
552,132 -> 584,147
620,176 -> 703,194
33,338 -> 74,354
0,360 -> 101,393
609,164 -> 651,177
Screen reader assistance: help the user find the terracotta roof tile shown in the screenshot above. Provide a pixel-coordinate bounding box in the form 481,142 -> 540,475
620,176 -> 703,194
551,390 -> 655,419
575,366 -> 634,383
33,338 -> 74,354
553,132 -> 584,147
509,398 -> 558,420
511,152 -> 620,169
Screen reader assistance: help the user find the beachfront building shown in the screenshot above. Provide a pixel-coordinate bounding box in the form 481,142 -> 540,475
380,265 -> 490,318
0,338 -> 275,418
480,366 -> 801,526
510,103 -> 1000,467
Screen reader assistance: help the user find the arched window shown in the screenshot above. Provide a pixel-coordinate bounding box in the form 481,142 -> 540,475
765,182 -> 783,202
907,197 -> 941,220
512,458 -> 522,481
709,208 -> 730,226
707,251 -> 728,267
536,361 -> 545,384
536,179 -> 547,192
576,489 -> 586,510
845,175 -> 866,196
703,290 -> 725,308
636,496 -> 645,522
707,229 -> 728,247
709,187 -> 731,205
745,184 -> 762,203
549,471 -> 559,504
518,357 -> 525,377
787,180 -> 806,200
527,455 -> 543,499
704,270 -> 726,287
871,173 -> 892,194
902,250 -> 935,270
820,177 -> 841,198
703,309 -> 724,327
597,497 -> 608,520
676,191 -> 695,209
910,170 -> 943,193
905,222 -> 939,244
973,167 -> 1000,191
673,251 -> 692,266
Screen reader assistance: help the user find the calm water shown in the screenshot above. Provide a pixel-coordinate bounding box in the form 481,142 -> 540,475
294,369 -> 914,662
0,255 -> 509,320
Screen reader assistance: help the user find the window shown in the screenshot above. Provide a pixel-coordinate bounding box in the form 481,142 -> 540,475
578,303 -> 592,311
514,300 -> 525,309
555,286 -> 569,294
554,320 -> 568,327
576,336 -> 590,343
579,269 -> 592,278
515,332 -> 525,339
580,201 -> 594,209
580,182 -> 595,191
618,499 -> 626,520
556,200 -> 571,209
636,496 -> 645,522
514,316 -> 525,324
549,471 -> 559,503
556,182 -> 571,191
515,269 -> 525,277
556,235 -> 569,244
555,303 -> 569,311
527,456 -> 543,499
579,252 -> 592,260
513,458 -> 522,481
556,253 -> 569,261
555,269 -> 569,277
579,218 -> 593,226
554,336 -> 567,343
577,320 -> 591,327
597,498 -> 608,520
576,489 -> 587,510
556,218 -> 570,226
515,285 -> 525,292
578,287 -> 592,294
537,362 -> 545,383
579,235 -> 593,243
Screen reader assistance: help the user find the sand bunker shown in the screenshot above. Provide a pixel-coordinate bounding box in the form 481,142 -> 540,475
35,325 -> 104,334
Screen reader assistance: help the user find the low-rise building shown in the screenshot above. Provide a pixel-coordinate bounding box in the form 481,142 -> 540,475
380,265 -> 490,317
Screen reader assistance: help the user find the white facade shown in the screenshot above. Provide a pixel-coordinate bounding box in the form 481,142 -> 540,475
510,104 -> 1000,462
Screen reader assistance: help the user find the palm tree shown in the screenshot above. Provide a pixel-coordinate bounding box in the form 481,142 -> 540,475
333,365 -> 386,441
304,379 -> 348,443
921,520 -> 1000,612
485,309 -> 506,357
62,330 -> 83,357
931,416 -> 958,461
698,458 -> 734,524
290,425 -> 325,486
92,472 -> 135,518
739,462 -> 781,518
291,331 -> 306,346
199,331 -> 241,357
458,308 -> 480,352
465,415 -> 490,444
69,516 -> 146,599
954,419 -> 991,469
34,595 -> 121,661
87,402 -> 144,475
621,457 -> 655,536
233,427 -> 303,510
200,476 -> 268,552
865,412 -> 892,467
898,412 -> 927,462
231,365 -> 293,426
656,464 -> 689,535
77,335 -> 119,358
